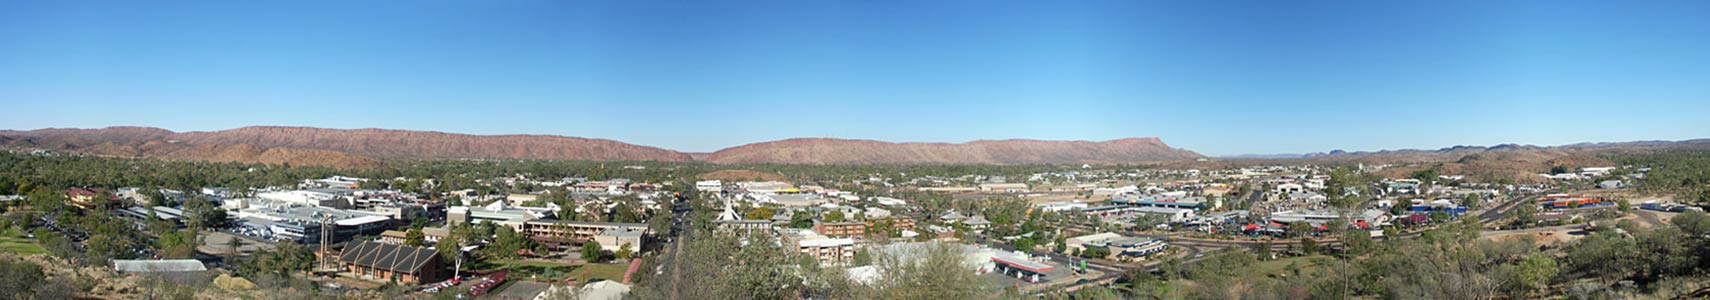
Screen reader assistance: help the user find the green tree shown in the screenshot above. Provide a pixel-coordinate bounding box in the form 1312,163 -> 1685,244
824,210 -> 845,222
436,234 -> 463,267
789,212 -> 814,229
744,206 -> 775,220
1013,237 -> 1035,252
0,256 -> 75,300
1512,203 -> 1538,228
1671,210 -> 1710,236
1288,222 -> 1313,238
489,226 -> 535,259
615,243 -> 633,260
1411,168 -> 1440,185
410,217 -> 429,230
1563,231 -> 1640,284
581,242 -> 604,263
404,228 -> 426,247
1510,253 -> 1559,295
1341,229 -> 1373,256
226,237 -> 244,266
859,242 -> 991,299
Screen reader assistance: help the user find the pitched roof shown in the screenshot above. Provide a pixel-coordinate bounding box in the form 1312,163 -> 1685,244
337,240 -> 440,274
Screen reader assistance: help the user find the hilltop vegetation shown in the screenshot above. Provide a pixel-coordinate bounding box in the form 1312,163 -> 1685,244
1605,149 -> 1710,204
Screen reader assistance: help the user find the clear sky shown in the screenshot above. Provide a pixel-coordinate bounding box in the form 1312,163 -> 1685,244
2,1 -> 1708,156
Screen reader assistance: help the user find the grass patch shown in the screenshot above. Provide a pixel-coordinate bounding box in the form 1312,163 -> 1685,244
472,259 -> 626,282
0,227 -> 48,255
476,259 -> 576,281
1246,255 -> 1331,280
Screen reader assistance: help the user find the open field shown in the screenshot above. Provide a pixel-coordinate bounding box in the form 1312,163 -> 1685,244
1245,254 -> 1330,281
477,259 -> 577,281
0,228 -> 48,255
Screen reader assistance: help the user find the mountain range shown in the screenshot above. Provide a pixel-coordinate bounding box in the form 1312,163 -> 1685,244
0,126 -> 1201,168
5,126 -> 1705,181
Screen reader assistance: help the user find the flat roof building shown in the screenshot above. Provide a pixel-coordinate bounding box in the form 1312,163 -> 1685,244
520,219 -> 648,250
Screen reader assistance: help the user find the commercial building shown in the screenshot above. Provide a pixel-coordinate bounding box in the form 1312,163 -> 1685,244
1035,201 -> 1090,212
782,229 -> 855,266
306,176 -> 367,189
812,221 -> 869,239
917,187 -> 978,193
67,187 -> 117,209
1065,232 -> 1122,254
233,197 -> 394,244
257,189 -> 356,208
446,201 -> 556,227
978,183 -> 1029,193
865,217 -> 916,232
519,219 -> 649,250
1083,206 -> 1196,223
991,252 -> 1054,283
1067,233 -> 1169,258
1110,195 -> 1215,210
747,193 -> 828,207
593,227 -> 646,250
695,180 -> 724,193
1100,237 -> 1169,257
716,219 -> 775,233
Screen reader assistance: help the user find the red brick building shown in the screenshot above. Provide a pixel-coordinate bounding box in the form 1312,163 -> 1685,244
337,240 -> 447,284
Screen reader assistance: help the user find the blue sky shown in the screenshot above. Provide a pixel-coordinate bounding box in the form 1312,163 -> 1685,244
2,1 -> 1707,156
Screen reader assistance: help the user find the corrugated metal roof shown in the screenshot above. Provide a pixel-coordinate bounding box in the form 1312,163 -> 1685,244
337,240 -> 439,273
114,259 -> 207,273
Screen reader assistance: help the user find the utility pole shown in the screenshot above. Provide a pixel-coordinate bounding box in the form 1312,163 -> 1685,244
320,215 -> 333,272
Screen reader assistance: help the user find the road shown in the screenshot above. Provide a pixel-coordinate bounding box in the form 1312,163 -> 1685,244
1479,192 -> 1548,225
663,200 -> 691,300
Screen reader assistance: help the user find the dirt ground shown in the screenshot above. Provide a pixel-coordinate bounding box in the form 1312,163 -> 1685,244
1483,225 -> 1586,245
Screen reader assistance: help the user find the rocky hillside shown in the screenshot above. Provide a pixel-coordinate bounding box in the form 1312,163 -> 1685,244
167,126 -> 693,161
0,135 -> 384,168
705,137 -> 1203,165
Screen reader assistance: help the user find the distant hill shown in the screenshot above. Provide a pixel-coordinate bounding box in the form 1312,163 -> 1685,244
705,137 -> 1203,165
0,134 -> 383,168
1176,139 -> 1710,183
0,126 -> 693,168
1221,153 -> 1310,159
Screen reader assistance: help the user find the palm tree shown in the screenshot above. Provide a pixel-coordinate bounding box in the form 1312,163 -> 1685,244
225,237 -> 244,266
